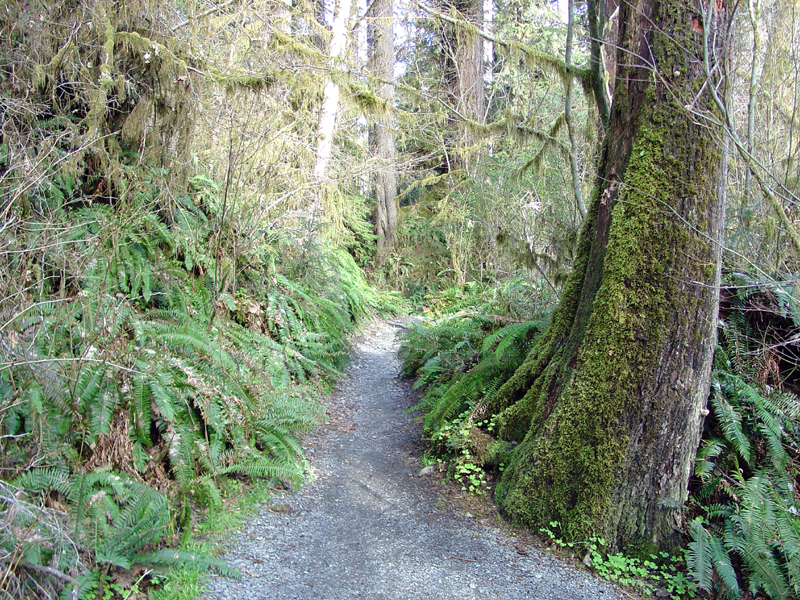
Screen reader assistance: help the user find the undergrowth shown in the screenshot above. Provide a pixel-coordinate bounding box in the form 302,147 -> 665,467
0,2 -> 408,591
539,522 -> 696,599
399,279 -> 549,497
402,276 -> 800,600
0,167 -> 402,598
686,276 -> 800,600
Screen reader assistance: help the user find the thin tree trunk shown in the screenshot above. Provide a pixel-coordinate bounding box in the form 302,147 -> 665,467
455,0 -> 484,163
488,0 -> 728,553
439,0 -> 484,173
314,0 -> 352,183
587,0 -> 615,128
483,0 -> 493,87
564,0 -> 586,218
744,0 -> 762,208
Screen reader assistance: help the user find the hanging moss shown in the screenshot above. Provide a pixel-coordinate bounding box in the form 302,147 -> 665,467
0,0 -> 199,208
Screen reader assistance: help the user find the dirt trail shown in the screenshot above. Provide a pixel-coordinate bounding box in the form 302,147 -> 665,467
201,320 -> 622,600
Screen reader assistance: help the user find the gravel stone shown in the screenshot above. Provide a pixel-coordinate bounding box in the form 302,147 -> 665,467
201,320 -> 624,600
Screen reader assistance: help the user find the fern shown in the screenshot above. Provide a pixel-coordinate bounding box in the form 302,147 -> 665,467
401,312 -> 545,473
695,439 -> 725,479
480,319 -> 540,359
692,362 -> 800,599
689,517 -> 743,597
218,454 -> 299,482
688,518 -> 718,592
137,548 -> 241,578
2,155 -> 396,597
73,364 -> 106,411
710,375 -> 752,467
425,359 -> 499,432
12,466 -> 71,497
131,373 -> 153,443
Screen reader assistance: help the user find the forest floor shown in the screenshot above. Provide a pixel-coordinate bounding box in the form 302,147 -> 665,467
200,320 -> 626,600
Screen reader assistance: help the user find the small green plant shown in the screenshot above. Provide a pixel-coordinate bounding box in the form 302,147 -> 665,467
147,567 -> 206,600
421,454 -> 443,468
427,410 -> 489,495
102,578 -> 143,600
454,461 -> 487,494
538,523 -> 696,599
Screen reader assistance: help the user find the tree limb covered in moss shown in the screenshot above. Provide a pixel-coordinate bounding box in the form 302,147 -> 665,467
415,1 -> 595,100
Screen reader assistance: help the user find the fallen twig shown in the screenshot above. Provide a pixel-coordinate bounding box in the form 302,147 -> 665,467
448,555 -> 477,562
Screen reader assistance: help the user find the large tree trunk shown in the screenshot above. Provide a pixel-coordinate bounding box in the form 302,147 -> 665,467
439,0 -> 484,173
488,0 -> 727,553
367,0 -> 397,264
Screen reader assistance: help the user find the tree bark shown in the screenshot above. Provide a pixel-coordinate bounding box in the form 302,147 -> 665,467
453,0 -> 484,126
367,0 -> 397,264
314,0 -> 352,183
487,0 -> 727,553
564,0 -> 586,218
439,0 -> 484,173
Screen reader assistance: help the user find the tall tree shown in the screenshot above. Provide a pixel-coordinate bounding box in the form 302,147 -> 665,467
439,0 -> 485,172
452,0 -> 484,125
487,0 -> 728,552
368,0 -> 398,263
314,0 -> 353,183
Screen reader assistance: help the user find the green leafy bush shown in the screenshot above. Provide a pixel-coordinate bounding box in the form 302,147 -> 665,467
399,292 -> 546,494
401,313 -> 544,436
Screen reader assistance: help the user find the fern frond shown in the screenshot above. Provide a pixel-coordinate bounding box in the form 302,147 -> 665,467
131,373 -> 153,441
73,364 -> 106,408
710,377 -> 752,466
255,423 -> 303,457
688,518 -> 716,592
754,396 -> 789,471
218,454 -> 298,482
709,528 -> 741,595
12,466 -> 71,496
95,549 -> 133,570
688,518 -> 741,595
695,438 -> 725,479
734,539 -> 790,600
494,320 -> 540,363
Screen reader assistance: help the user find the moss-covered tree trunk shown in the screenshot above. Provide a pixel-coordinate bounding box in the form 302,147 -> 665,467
437,0 -> 484,174
368,0 -> 398,264
489,0 -> 727,553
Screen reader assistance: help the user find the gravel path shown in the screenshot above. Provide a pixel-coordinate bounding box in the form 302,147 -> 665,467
202,320 -> 623,600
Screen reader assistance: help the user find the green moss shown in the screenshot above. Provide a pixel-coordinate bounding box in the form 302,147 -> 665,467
489,183 -> 604,438
493,22 -> 722,548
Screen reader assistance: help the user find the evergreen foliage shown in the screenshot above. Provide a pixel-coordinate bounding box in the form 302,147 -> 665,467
399,281 -> 548,479
687,282 -> 800,600
2,0 -> 800,596
0,4 -> 401,588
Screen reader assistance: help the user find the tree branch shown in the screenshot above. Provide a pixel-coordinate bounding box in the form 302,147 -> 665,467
172,0 -> 240,32
414,1 -> 594,93
19,561 -> 76,584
